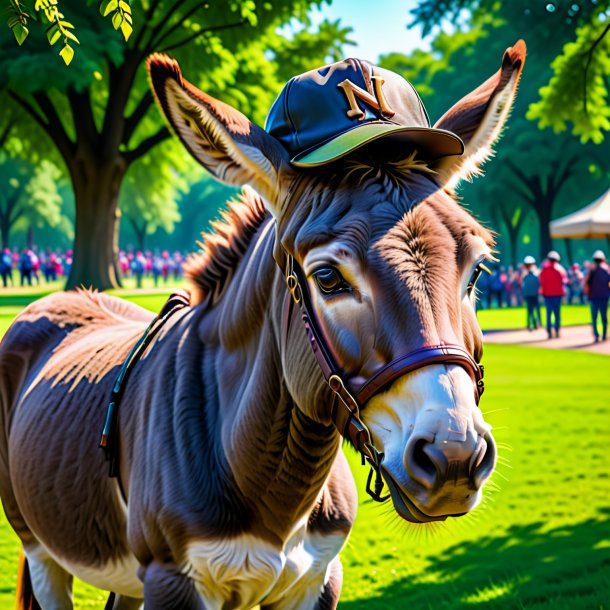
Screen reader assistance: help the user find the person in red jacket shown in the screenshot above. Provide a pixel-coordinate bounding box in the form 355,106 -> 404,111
539,250 -> 567,339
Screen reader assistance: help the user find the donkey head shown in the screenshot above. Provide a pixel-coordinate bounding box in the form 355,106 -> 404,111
148,41 -> 525,523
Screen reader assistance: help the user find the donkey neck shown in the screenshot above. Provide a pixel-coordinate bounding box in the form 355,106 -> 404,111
207,217 -> 341,543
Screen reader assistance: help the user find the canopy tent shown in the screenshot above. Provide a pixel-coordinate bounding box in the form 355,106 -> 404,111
550,187 -> 610,239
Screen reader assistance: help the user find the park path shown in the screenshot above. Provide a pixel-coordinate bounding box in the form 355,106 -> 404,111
484,325 -> 610,356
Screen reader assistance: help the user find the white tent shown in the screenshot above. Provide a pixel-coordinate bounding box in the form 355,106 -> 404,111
550,187 -> 610,239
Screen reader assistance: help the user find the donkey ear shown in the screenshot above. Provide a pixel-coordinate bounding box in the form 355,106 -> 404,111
147,54 -> 290,217
432,40 -> 526,189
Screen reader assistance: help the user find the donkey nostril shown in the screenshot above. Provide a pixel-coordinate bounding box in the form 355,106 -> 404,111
405,436 -> 443,490
473,433 -> 497,488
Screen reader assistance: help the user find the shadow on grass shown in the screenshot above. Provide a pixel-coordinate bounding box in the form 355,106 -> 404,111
340,509 -> 610,610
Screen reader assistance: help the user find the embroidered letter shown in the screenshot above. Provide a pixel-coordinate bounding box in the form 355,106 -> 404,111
337,76 -> 395,121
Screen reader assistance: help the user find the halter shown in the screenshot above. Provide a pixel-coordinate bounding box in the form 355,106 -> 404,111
280,252 -> 485,502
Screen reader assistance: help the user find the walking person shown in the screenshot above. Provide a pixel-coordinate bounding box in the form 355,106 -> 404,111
539,250 -> 567,339
0,247 -> 13,287
522,256 -> 540,330
585,250 -> 610,342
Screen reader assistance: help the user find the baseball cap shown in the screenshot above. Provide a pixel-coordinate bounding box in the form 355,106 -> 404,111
547,251 -> 561,262
523,256 -> 536,265
593,249 -> 606,261
265,58 -> 464,167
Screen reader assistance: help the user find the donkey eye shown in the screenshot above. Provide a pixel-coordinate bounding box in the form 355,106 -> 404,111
467,260 -> 491,295
313,267 -> 349,295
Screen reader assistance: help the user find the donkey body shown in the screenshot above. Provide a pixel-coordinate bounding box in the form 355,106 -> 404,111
0,42 -> 525,609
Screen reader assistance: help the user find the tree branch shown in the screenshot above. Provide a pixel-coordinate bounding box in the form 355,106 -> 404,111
152,1 -> 211,51
124,126 -> 170,164
67,87 -> 99,144
0,120 -> 14,150
159,19 -> 248,53
142,0 -> 188,54
583,22 -> 610,114
132,0 -> 164,51
7,90 -> 51,138
123,91 -> 154,146
32,91 -> 75,162
550,155 -> 578,195
505,158 -> 534,189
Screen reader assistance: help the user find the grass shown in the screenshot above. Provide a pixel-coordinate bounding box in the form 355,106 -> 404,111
476,303 -> 591,330
0,289 -> 608,609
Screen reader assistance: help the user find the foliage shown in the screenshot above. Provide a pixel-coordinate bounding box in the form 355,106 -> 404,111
410,0 -> 610,142
400,0 -> 610,260
6,0 -> 133,64
0,0 -> 353,289
119,149 -> 185,250
0,155 -> 67,247
528,7 -> 610,143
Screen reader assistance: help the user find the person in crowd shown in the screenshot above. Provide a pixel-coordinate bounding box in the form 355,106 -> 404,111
43,250 -> 57,282
567,263 -> 585,304
152,252 -> 164,287
507,266 -> 522,307
585,250 -> 610,342
131,251 -> 146,288
488,267 -> 504,308
539,250 -> 568,339
19,249 -> 34,286
173,251 -> 184,280
1,247 -> 13,287
521,256 -> 541,331
30,248 -> 40,285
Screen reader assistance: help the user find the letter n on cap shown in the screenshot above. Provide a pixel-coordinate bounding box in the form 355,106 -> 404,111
337,76 -> 395,121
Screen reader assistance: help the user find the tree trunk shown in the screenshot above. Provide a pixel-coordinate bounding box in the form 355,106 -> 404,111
66,156 -> 126,290
26,226 -> 34,249
0,217 -> 10,250
537,199 -> 553,261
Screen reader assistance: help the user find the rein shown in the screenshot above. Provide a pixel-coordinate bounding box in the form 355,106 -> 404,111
99,290 -> 191,478
280,252 -> 485,503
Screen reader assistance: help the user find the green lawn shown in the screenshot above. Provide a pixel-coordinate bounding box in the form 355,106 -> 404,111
0,291 -> 608,609
476,303 -> 591,330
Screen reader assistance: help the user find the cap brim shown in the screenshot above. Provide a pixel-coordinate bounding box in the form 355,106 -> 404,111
290,122 -> 464,167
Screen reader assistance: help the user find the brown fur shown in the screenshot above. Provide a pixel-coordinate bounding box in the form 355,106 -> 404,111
1,42 -> 525,609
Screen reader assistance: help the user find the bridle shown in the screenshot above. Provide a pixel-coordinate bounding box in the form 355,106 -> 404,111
280,251 -> 485,502
99,247 -> 485,505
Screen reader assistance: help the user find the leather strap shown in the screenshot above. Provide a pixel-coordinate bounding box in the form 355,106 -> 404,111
279,252 -> 485,464
355,344 -> 484,406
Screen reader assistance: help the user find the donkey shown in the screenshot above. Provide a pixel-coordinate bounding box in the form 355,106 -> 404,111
0,41 -> 525,609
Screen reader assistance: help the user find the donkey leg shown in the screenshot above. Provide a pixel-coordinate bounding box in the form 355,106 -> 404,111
24,544 -> 73,610
108,594 -> 144,610
314,556 -> 342,610
141,562 -> 206,610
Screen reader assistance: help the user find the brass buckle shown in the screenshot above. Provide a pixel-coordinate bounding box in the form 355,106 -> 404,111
285,255 -> 301,304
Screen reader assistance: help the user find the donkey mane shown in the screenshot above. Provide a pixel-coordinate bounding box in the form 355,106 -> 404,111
184,186 -> 269,305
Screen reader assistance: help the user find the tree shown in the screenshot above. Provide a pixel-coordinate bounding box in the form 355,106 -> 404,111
410,0 -> 610,142
0,155 -> 66,248
491,201 -> 529,268
119,149 -> 184,252
395,0 -> 610,260
0,0 -> 353,289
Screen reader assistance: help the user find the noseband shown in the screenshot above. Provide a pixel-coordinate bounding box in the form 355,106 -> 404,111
280,252 -> 485,502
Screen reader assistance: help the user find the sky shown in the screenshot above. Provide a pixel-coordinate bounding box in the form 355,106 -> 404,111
310,0 -> 430,62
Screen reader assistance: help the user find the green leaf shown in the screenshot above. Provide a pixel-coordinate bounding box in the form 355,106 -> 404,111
112,11 -> 123,29
46,25 -> 61,45
59,43 -> 74,65
63,29 -> 79,44
120,20 -> 132,41
12,22 -> 29,45
100,0 -> 118,17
